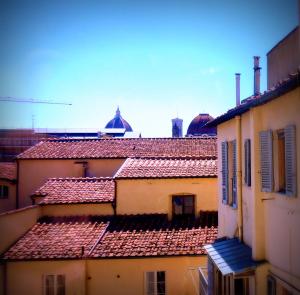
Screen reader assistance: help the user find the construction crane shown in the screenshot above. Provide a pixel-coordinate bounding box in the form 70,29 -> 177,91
0,96 -> 72,105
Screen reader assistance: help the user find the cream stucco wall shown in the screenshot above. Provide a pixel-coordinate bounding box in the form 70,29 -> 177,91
116,178 -> 218,218
0,206 -> 41,254
18,158 -> 125,208
0,181 -> 16,214
217,86 -> 300,291
41,203 -> 114,216
254,88 -> 300,280
6,260 -> 86,295
87,256 -> 204,295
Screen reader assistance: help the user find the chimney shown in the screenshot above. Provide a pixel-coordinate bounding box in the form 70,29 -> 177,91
253,56 -> 261,96
235,73 -> 241,106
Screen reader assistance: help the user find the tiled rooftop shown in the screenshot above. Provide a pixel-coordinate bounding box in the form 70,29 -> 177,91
17,137 -> 217,159
115,158 -> 217,179
0,162 -> 16,181
3,216 -> 108,260
33,177 -> 115,204
91,214 -> 217,258
3,214 -> 218,260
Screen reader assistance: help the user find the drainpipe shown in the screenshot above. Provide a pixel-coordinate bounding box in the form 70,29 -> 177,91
16,159 -> 19,209
236,116 -> 243,242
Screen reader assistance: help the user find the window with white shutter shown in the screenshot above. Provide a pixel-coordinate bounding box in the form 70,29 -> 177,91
221,141 -> 229,204
244,139 -> 251,186
145,271 -> 166,295
284,125 -> 297,196
44,274 -> 65,295
260,130 -> 273,192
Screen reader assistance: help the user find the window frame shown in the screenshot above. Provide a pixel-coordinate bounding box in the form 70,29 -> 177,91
43,274 -> 65,295
172,195 -> 195,217
0,185 -> 9,199
221,140 -> 237,208
260,125 -> 297,197
144,271 -> 166,295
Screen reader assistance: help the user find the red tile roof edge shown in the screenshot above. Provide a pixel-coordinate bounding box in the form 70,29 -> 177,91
115,175 -> 217,180
2,214 -> 218,261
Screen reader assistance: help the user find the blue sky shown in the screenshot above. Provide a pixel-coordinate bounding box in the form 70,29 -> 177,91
0,0 -> 298,136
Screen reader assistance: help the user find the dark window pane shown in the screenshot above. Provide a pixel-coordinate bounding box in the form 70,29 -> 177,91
3,186 -> 8,197
45,275 -> 55,295
57,275 -> 65,295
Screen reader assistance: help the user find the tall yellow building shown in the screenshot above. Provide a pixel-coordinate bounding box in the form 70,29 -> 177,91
203,25 -> 300,294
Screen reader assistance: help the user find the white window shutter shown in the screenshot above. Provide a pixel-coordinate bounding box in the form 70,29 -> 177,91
232,140 -> 237,207
260,130 -> 273,192
221,141 -> 228,204
285,125 -> 297,197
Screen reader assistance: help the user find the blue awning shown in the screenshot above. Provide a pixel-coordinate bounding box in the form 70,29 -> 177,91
204,238 -> 258,276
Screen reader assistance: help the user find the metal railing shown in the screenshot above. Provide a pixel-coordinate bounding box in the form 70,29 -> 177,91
198,267 -> 208,295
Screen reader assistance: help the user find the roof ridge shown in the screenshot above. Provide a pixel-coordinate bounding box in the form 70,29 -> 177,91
47,176 -> 113,181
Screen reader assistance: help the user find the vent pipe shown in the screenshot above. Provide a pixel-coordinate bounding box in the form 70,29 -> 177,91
253,56 -> 261,96
235,73 -> 241,106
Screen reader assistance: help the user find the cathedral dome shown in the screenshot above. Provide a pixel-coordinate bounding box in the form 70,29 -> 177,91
186,113 -> 216,136
105,107 -> 133,132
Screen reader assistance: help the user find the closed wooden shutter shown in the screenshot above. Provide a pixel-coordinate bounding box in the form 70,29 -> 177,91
221,141 -> 229,204
232,140 -> 237,207
260,130 -> 273,192
244,139 -> 251,186
285,125 -> 297,196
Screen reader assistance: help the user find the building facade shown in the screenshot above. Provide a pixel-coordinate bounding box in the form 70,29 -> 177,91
203,25 -> 300,295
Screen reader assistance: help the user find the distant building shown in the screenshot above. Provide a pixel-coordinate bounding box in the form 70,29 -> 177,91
0,162 -> 16,213
171,118 -> 183,137
0,107 -> 137,161
267,26 -> 300,89
186,113 -> 216,137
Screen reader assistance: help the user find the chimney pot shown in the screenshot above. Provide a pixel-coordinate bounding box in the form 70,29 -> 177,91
253,56 -> 261,96
235,73 -> 241,106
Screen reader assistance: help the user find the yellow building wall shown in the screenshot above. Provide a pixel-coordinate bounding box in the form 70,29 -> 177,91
253,88 -> 300,282
217,87 -> 300,290
6,260 -> 86,295
0,206 -> 41,254
116,178 -> 218,218
0,181 -> 16,214
18,158 -> 125,208
41,203 -> 114,216
4,256 -> 205,295
87,256 -> 205,295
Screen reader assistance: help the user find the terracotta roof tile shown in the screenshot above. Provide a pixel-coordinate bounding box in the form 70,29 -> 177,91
0,162 -> 16,181
3,216 -> 108,260
3,214 -> 218,260
91,214 -> 218,258
17,137 -> 217,159
33,177 -> 114,204
115,158 -> 217,179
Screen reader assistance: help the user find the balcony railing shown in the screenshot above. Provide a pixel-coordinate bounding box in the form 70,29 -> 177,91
198,267 -> 208,295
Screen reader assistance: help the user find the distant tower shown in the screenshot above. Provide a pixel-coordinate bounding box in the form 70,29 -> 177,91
172,118 -> 183,137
